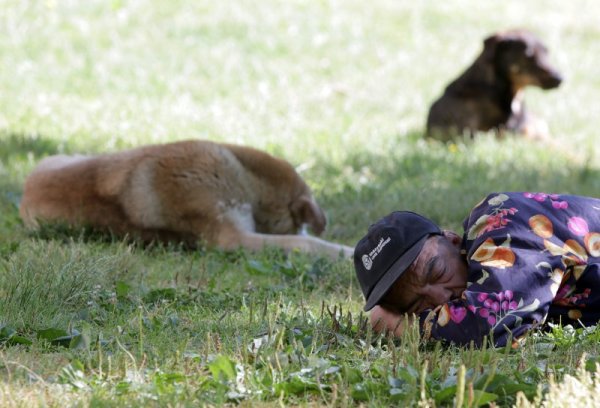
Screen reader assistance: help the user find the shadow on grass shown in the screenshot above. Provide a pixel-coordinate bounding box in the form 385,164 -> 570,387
2,129 -> 600,249
30,221 -> 210,255
0,131 -> 66,163
313,131 -> 600,242
0,132 -> 75,257
0,131 -> 76,209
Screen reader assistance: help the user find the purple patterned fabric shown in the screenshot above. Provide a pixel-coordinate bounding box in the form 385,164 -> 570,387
420,192 -> 600,347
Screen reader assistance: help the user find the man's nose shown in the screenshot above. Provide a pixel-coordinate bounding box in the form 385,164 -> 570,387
425,286 -> 453,307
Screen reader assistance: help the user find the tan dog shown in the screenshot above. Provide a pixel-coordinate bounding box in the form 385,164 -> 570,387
20,140 -> 353,260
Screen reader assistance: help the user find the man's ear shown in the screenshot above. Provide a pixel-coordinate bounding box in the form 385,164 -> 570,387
290,195 -> 327,236
442,230 -> 462,247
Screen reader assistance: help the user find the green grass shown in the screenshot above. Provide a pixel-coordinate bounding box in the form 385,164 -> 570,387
2,0 -> 600,406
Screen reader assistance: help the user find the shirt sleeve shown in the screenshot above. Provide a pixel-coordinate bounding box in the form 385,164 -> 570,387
420,193 -> 567,347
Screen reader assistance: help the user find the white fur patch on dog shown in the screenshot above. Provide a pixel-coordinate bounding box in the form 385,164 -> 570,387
218,201 -> 255,232
125,161 -> 165,228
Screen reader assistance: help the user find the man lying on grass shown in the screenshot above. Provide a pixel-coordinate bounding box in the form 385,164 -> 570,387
354,192 -> 600,347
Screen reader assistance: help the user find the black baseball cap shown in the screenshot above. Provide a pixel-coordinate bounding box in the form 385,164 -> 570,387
354,211 -> 442,311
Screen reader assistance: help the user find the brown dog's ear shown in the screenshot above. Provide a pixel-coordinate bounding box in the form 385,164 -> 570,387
291,195 -> 327,236
482,34 -> 500,61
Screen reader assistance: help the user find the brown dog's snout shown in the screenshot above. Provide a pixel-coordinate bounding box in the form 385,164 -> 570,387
533,52 -> 563,89
539,69 -> 563,89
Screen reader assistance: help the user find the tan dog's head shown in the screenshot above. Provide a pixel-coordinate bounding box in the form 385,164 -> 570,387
290,194 -> 327,236
482,29 -> 563,91
238,146 -> 327,236
254,190 -> 327,236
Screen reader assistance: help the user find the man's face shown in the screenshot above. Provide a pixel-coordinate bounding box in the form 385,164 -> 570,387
380,232 -> 468,314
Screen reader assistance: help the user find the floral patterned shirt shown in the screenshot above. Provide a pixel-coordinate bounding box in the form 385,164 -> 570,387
420,192 -> 600,347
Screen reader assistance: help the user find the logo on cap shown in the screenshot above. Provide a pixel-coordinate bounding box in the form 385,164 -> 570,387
362,237 -> 391,271
361,254 -> 373,270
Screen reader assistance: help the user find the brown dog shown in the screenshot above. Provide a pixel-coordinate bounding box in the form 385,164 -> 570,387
20,140 -> 353,260
426,29 -> 562,141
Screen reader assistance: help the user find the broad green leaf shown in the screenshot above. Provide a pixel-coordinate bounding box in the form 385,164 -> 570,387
275,375 -> 320,396
495,383 -> 537,399
585,357 -> 600,372
343,365 -> 363,384
153,372 -> 186,385
351,384 -> 369,402
53,330 -> 82,348
0,325 -> 31,346
323,366 -> 340,375
0,325 -> 16,341
522,366 -> 544,382
7,335 -> 32,346
37,327 -> 69,341
435,385 -> 457,405
471,390 -> 498,406
435,386 -> 497,407
351,381 -> 386,401
115,381 -> 130,395
245,260 -> 271,275
69,332 -> 89,350
277,260 -> 296,277
388,376 -> 404,388
474,373 -> 513,392
144,288 -> 177,303
396,366 -> 418,383
115,280 -> 132,299
389,387 -> 407,402
37,328 -> 84,348
208,355 -> 237,382
59,360 -> 88,390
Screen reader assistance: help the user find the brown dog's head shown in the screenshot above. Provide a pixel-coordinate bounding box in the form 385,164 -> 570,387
483,29 -> 563,91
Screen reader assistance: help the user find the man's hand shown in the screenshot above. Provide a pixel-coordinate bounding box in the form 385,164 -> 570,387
370,305 -> 413,337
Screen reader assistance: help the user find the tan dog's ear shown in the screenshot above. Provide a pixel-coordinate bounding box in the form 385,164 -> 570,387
291,195 -> 327,236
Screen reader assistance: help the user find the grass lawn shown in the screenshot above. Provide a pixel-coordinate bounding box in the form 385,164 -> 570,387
2,0 -> 600,406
